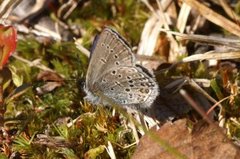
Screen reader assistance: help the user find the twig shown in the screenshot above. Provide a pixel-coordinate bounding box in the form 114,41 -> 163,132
12,54 -> 65,78
180,89 -> 213,124
206,96 -> 230,115
188,79 -> 222,107
74,38 -> 90,57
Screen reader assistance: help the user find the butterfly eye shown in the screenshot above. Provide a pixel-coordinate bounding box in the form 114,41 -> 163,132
115,61 -> 120,65
110,49 -> 114,53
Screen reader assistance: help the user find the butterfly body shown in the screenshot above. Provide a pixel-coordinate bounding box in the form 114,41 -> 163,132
84,28 -> 159,109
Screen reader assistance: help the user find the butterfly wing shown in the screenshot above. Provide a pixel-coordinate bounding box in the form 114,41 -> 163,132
86,28 -> 135,88
85,28 -> 159,108
96,66 -> 159,108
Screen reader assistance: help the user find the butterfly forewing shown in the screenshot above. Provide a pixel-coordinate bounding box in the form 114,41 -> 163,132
86,28 -> 135,88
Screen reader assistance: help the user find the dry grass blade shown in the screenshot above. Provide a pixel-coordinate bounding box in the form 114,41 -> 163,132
187,79 -> 221,107
183,0 -> 240,37
75,38 -> 91,57
57,0 -> 78,19
140,0 -> 180,61
182,50 -> 240,62
158,28 -> 240,49
105,141 -> 116,159
34,24 -> 62,40
220,0 -> 240,22
0,0 -> 21,20
176,3 -> 191,33
137,16 -> 162,57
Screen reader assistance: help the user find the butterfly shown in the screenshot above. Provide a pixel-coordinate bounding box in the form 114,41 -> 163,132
84,28 -> 159,110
